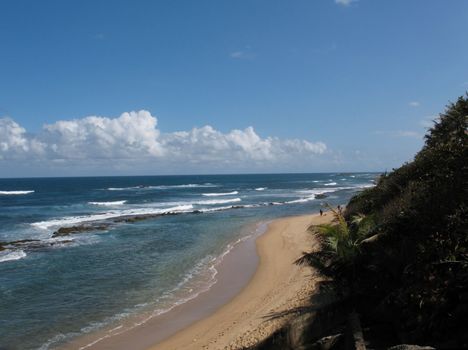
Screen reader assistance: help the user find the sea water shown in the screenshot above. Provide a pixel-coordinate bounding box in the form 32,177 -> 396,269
0,173 -> 376,349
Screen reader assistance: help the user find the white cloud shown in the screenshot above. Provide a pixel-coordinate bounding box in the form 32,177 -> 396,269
0,118 -> 46,159
42,110 -> 163,159
0,111 -> 326,173
335,0 -> 357,6
409,101 -> 420,107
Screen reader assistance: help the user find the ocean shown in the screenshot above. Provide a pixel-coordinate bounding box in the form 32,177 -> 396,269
0,173 -> 376,350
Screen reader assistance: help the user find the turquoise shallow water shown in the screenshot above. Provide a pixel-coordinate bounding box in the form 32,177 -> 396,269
0,173 -> 376,350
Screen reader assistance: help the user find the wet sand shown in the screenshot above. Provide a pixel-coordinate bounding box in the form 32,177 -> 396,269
69,212 -> 330,350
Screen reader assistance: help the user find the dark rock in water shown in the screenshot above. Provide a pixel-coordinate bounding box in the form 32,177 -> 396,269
316,194 -> 328,199
22,239 -> 74,249
123,216 -> 147,223
1,239 -> 41,249
49,239 -> 74,246
9,239 -> 41,245
53,226 -> 84,236
52,224 -> 109,237
114,214 -> 155,223
0,238 -> 72,251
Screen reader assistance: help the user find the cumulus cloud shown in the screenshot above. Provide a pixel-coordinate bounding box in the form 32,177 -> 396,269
0,110 -> 326,172
42,111 -> 163,159
162,125 -> 326,164
0,118 -> 46,159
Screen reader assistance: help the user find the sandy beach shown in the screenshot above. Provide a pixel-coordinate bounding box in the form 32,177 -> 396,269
66,212 -> 331,350
148,212 -> 330,350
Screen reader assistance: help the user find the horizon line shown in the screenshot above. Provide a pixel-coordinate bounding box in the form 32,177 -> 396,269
0,170 -> 384,180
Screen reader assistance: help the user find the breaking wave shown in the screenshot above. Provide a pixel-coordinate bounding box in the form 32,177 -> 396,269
106,184 -> 217,191
0,250 -> 27,263
88,201 -> 127,206
202,191 -> 238,197
0,190 -> 34,195
31,205 -> 194,230
195,198 -> 241,205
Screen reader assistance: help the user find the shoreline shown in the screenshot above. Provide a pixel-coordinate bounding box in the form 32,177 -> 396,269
62,222 -> 266,350
64,212 -> 330,350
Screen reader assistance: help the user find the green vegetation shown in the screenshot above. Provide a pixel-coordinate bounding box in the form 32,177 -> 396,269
302,94 -> 468,348
296,205 -> 376,297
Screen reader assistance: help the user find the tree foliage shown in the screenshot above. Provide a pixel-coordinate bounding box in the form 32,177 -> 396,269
303,94 -> 468,348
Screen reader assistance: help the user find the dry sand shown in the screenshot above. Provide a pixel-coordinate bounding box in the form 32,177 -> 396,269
68,212 -> 331,350
148,212 -> 331,350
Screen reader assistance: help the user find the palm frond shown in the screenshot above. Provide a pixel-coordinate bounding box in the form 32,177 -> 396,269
295,250 -> 337,277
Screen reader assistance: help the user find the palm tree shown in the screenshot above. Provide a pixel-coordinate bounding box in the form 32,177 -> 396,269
296,205 -> 375,293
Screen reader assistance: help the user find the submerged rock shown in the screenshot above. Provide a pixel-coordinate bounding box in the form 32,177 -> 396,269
315,194 -> 328,199
1,239 -> 41,248
52,224 -> 109,237
113,214 -> 158,223
0,238 -> 73,251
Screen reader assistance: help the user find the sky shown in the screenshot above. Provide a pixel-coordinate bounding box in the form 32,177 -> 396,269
0,0 -> 467,177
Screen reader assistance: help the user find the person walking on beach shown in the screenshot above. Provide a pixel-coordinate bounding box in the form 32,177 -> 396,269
319,209 -> 323,216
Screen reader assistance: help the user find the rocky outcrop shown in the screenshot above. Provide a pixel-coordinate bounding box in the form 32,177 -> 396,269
0,238 -> 74,251
52,224 -> 110,237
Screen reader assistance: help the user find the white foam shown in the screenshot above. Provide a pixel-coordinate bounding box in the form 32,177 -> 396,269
289,186 -> 362,203
156,183 -> 218,189
359,183 -> 375,188
129,198 -> 242,208
31,205 -> 194,230
0,250 -> 27,263
324,182 -> 337,186
297,186 -> 360,195
285,195 -> 316,204
106,184 -> 217,191
196,205 -> 236,213
296,188 -> 335,195
73,230 -> 261,350
255,187 -> 267,191
195,198 -> 241,205
0,190 -> 34,195
88,201 -> 127,206
202,191 -> 238,197
107,187 -> 132,191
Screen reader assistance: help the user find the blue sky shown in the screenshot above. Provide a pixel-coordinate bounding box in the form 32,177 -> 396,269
0,0 -> 467,177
